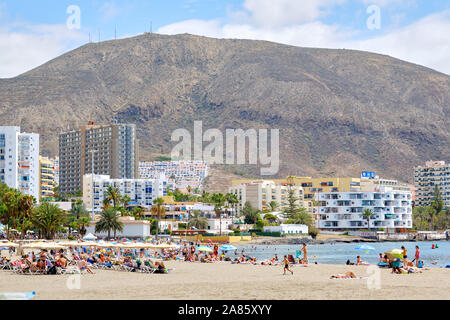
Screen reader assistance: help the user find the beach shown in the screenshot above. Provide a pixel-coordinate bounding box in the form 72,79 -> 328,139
1,261 -> 449,300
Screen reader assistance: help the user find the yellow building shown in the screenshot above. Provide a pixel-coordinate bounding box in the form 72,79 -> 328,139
39,156 -> 56,201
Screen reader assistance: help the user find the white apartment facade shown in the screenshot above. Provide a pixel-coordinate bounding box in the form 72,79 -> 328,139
139,160 -> 209,189
414,160 -> 450,207
229,180 -> 304,212
315,188 -> 413,231
83,173 -> 168,213
0,126 -> 40,201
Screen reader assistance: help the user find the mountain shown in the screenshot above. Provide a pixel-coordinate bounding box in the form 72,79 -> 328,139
0,33 -> 449,185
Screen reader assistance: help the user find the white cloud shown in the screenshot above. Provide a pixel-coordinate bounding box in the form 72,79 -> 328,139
158,6 -> 450,75
0,24 -> 86,78
241,0 -> 346,27
346,11 -> 450,74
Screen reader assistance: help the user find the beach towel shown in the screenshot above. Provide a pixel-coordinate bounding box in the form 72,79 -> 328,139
330,277 -> 368,280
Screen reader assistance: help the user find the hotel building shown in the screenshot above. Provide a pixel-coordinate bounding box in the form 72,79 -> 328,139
139,160 -> 209,190
59,122 -> 139,195
39,156 -> 56,201
0,126 -> 40,201
414,160 -> 450,207
315,186 -> 413,231
82,174 -> 167,214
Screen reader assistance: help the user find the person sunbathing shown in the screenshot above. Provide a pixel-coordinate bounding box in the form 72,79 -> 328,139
56,254 -> 68,268
356,256 -> 369,265
77,257 -> 95,274
330,271 -> 358,279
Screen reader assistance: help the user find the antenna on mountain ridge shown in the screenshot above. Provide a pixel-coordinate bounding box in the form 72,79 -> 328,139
115,25 -> 117,40
150,21 -> 153,34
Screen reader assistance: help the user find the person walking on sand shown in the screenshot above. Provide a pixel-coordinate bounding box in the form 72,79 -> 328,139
283,256 -> 293,275
301,243 -> 308,264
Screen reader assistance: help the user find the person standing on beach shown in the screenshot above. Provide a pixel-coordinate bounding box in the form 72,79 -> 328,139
301,243 -> 308,264
415,246 -> 420,267
401,246 -> 407,267
283,256 -> 293,275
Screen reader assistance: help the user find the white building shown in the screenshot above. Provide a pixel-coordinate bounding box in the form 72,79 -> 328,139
82,173 -> 168,213
264,224 -> 309,235
139,160 -> 209,189
206,218 -> 234,234
229,180 -> 305,212
415,160 -> 450,207
85,217 -> 151,239
315,189 -> 413,231
0,126 -> 40,202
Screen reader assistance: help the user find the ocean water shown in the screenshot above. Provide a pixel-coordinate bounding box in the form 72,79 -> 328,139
229,241 -> 450,268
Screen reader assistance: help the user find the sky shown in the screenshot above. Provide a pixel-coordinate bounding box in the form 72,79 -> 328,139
0,0 -> 449,78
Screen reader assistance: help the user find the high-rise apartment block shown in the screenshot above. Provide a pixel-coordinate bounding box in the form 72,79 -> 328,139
59,122 -> 139,195
0,126 -> 40,201
39,156 -> 56,201
414,160 -> 450,207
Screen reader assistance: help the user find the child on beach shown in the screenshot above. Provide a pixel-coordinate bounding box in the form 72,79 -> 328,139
283,256 -> 293,275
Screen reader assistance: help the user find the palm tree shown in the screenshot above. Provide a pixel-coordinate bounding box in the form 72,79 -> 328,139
200,191 -> 211,203
361,209 -> 373,231
31,202 -> 65,239
211,193 -> 225,236
132,207 -> 145,220
225,193 -> 239,219
269,201 -> 278,212
69,202 -> 89,220
122,195 -> 132,211
95,208 -> 123,239
105,186 -> 121,208
188,211 -> 208,229
287,208 -> 312,226
151,198 -> 166,239
18,194 -> 35,239
2,189 -> 21,239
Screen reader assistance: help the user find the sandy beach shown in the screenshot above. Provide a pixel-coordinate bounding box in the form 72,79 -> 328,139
1,261 -> 449,300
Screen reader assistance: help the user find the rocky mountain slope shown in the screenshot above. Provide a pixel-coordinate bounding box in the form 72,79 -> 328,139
1,33 -> 449,184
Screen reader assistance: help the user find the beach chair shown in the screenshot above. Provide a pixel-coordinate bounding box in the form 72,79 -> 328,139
0,260 -> 13,270
23,259 -> 44,275
12,265 -> 25,274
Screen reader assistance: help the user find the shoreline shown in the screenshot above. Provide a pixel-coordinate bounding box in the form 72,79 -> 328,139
232,236 -> 449,246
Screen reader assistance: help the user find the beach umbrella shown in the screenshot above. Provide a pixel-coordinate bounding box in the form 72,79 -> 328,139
385,249 -> 403,260
151,244 -> 180,249
83,233 -> 97,241
220,245 -> 237,251
0,242 -> 19,248
60,241 -> 83,247
197,246 -> 213,252
355,244 -> 376,254
76,241 -> 99,247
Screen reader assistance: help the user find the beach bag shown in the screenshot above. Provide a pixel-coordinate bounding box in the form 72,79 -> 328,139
47,266 -> 57,275
418,261 -> 423,268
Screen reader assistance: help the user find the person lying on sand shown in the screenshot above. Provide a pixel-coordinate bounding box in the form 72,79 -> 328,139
330,271 -> 357,279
